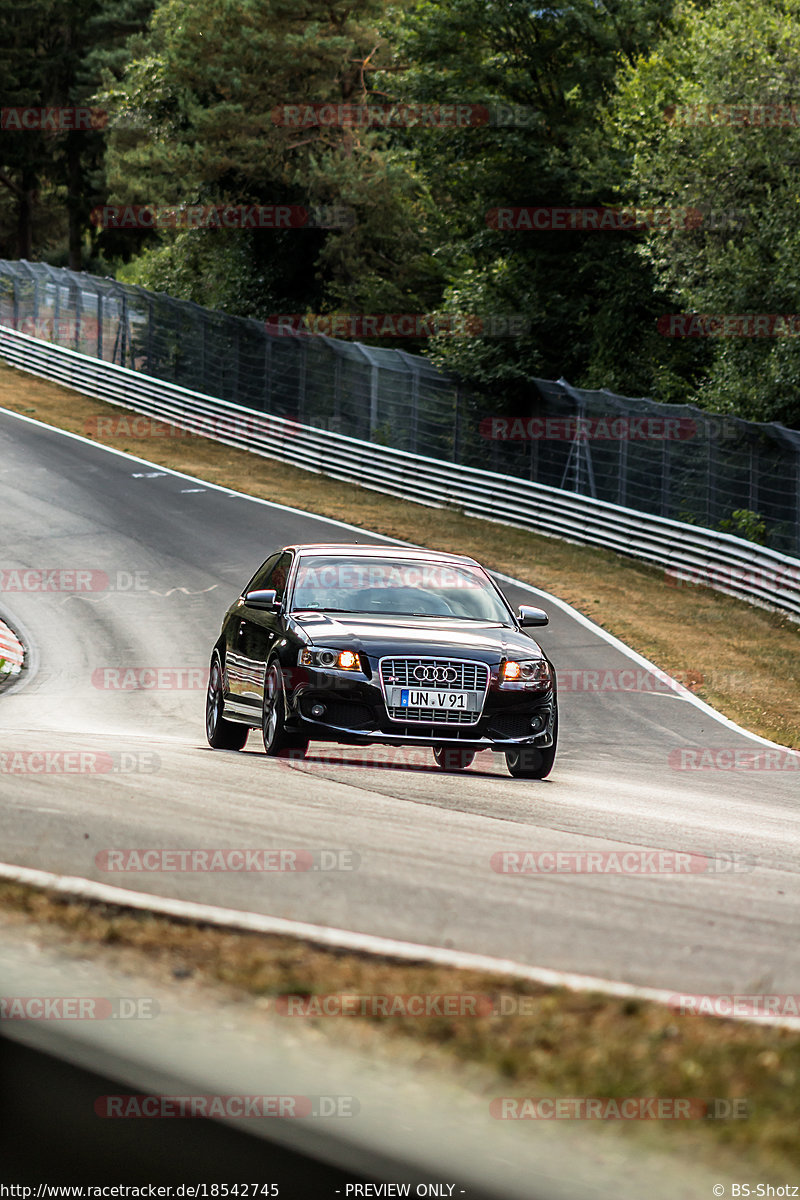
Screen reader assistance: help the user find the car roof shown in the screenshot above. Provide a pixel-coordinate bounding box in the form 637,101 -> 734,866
286,543 -> 482,567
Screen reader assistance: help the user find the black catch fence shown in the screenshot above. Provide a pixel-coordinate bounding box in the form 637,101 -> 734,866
1,259 -> 798,555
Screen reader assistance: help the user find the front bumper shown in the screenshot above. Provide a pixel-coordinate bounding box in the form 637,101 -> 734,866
284,661 -> 556,749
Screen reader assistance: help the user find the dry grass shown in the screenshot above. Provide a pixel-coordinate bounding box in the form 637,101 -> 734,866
0,359 -> 797,746
1,879 -> 799,1180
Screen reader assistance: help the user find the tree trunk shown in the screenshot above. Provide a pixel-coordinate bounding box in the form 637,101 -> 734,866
67,130 -> 83,270
17,169 -> 35,260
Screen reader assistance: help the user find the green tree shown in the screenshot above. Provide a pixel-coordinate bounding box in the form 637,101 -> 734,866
611,0 -> 800,427
0,0 -> 153,267
369,0 -> 678,397
102,0 -> 442,318
0,0 -> 70,260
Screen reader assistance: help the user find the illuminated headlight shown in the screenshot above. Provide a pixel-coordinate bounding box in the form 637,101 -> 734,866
299,647 -> 361,671
500,659 -> 552,689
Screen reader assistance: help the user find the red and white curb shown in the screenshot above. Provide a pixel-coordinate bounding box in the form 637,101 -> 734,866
2,860 -> 799,1032
0,617 -> 24,675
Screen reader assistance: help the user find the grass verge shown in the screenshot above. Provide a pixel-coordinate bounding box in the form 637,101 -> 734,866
1,879 -> 799,1181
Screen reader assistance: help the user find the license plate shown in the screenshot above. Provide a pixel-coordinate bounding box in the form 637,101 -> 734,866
389,688 -> 481,712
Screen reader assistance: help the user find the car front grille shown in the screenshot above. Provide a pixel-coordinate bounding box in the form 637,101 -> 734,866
380,657 -> 490,725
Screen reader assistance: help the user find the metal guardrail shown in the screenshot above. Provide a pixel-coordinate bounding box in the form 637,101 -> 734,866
4,260 -> 800,557
2,324 -> 799,619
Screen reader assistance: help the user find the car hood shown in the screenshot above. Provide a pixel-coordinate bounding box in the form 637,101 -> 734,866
290,613 -> 545,662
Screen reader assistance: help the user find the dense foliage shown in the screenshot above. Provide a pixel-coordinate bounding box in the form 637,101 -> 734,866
3,0 -> 800,426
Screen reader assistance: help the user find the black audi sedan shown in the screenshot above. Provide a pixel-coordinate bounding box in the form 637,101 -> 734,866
205,544 -> 557,778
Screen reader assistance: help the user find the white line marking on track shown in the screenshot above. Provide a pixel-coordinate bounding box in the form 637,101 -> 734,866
1,859 -> 799,1031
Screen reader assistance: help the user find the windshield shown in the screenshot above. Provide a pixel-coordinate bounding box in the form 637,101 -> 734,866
290,556 -> 513,623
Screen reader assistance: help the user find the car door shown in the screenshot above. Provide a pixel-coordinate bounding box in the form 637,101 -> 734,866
228,551 -> 293,718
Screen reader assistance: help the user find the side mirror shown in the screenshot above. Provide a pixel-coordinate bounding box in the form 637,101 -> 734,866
245,588 -> 280,611
518,605 -> 549,628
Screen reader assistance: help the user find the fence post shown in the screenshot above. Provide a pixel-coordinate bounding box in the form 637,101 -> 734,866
453,384 -> 461,462
369,361 -> 379,439
333,349 -> 341,432
617,435 -> 628,507
748,443 -> 758,514
661,437 -> 671,517
298,337 -> 308,424
410,361 -> 419,454
264,333 -> 272,414
52,277 -> 61,344
72,277 -> 81,351
707,436 -> 717,527
31,268 -> 39,335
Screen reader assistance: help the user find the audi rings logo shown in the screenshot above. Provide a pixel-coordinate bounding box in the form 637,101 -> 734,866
413,665 -> 458,683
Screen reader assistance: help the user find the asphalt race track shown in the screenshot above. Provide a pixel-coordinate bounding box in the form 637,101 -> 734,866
1,408 -> 798,996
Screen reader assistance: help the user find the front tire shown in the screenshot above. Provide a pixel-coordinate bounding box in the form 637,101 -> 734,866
262,661 -> 309,758
433,746 -> 476,771
206,655 -> 249,750
505,713 -> 558,779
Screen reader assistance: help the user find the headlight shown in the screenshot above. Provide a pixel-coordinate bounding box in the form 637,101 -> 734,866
500,659 -> 552,689
299,647 -> 361,671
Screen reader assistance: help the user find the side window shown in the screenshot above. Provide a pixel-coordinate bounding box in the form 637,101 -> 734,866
267,551 -> 293,604
244,553 -> 279,595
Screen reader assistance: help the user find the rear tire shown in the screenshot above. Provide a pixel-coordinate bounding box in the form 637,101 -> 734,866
262,661 -> 309,758
433,746 -> 476,771
505,713 -> 558,779
206,656 -> 249,750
